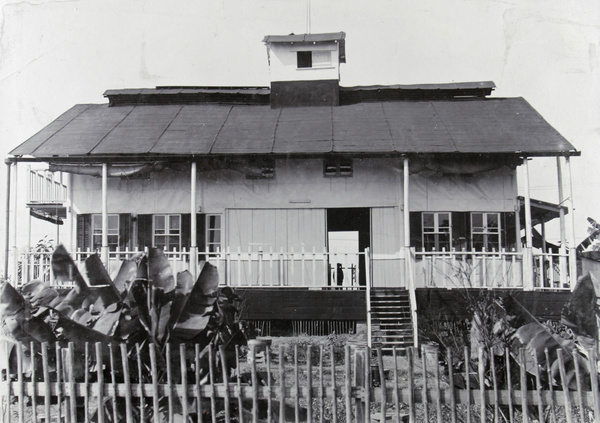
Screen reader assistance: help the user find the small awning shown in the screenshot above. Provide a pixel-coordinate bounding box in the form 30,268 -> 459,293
518,196 -> 568,227
28,204 -> 66,225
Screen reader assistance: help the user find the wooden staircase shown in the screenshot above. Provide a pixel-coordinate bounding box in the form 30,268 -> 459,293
368,288 -> 414,349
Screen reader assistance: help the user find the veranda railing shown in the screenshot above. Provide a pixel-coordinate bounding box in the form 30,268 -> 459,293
16,248 -> 368,290
3,341 -> 600,423
414,248 -> 571,290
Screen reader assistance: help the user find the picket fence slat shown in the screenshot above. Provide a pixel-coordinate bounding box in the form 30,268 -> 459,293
5,341 -> 600,423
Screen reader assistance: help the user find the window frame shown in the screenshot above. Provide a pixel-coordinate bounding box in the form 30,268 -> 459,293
470,212 -> 502,251
91,214 -> 120,251
297,51 -> 312,68
296,50 -> 333,69
324,157 -> 353,177
205,214 -> 222,255
152,214 -> 182,251
421,212 -> 452,252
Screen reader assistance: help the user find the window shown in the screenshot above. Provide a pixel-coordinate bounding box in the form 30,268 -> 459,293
205,214 -> 222,254
422,212 -> 452,251
92,214 -> 119,251
324,157 -> 353,177
153,214 -> 181,251
471,212 -> 501,251
297,50 -> 332,69
297,51 -> 312,68
245,158 -> 275,179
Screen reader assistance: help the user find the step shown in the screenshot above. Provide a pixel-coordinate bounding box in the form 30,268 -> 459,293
370,300 -> 410,305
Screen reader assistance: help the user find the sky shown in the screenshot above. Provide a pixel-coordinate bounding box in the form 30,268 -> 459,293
0,0 -> 599,258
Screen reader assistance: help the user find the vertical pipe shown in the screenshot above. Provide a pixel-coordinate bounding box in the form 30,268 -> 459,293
190,161 -> 198,279
522,158 -> 534,290
565,156 -> 578,289
4,161 -> 12,281
101,163 -> 109,266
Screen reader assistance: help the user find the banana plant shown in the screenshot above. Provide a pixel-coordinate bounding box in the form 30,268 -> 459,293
0,245 -> 251,421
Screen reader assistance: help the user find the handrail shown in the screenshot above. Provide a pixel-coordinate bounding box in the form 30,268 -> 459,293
16,247 -> 571,290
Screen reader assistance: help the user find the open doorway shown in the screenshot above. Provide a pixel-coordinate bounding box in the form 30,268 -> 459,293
326,208 -> 370,286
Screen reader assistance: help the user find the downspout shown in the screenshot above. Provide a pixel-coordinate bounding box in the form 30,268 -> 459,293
522,158 -> 534,290
101,163 -> 109,267
190,162 -> 198,280
3,160 -> 12,282
404,157 -> 418,347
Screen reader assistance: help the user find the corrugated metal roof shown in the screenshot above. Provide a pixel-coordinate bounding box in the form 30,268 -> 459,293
341,81 -> 496,91
262,32 -> 345,43
10,98 -> 577,159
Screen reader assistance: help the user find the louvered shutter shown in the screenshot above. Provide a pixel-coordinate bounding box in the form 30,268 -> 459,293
76,214 -> 91,251
119,214 -> 132,250
409,212 -> 422,251
452,212 -> 470,251
137,214 -> 153,250
502,212 -> 517,251
181,214 -> 191,250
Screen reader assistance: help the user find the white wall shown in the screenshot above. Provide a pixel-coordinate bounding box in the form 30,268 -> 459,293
268,42 -> 340,82
71,157 -> 517,215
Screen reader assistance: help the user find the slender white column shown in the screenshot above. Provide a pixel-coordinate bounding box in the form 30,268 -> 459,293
403,157 -> 418,347
3,161 -> 12,281
565,156 -> 578,288
523,159 -> 533,248
101,163 -> 109,266
556,157 -> 568,287
522,158 -> 534,290
190,162 -> 198,279
11,162 -> 18,283
403,157 -> 410,248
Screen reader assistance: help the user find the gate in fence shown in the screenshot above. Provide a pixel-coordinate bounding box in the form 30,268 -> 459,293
2,341 -> 600,423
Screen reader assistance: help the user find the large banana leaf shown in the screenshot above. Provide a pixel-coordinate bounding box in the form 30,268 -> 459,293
169,264 -> 219,342
147,248 -> 174,292
51,245 -> 89,295
0,283 -> 55,344
112,257 -> 141,294
84,254 -> 121,309
21,281 -> 58,311
513,322 -> 590,389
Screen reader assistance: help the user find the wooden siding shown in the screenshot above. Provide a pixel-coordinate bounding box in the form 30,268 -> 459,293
236,288 -> 366,320
371,207 -> 404,288
227,209 -> 327,286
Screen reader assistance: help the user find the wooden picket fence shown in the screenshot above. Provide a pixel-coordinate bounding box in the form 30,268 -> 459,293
2,341 -> 600,423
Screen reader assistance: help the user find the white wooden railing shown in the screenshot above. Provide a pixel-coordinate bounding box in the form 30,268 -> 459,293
16,247 -> 367,290
27,169 -> 67,204
413,247 -> 571,290
16,247 -> 571,291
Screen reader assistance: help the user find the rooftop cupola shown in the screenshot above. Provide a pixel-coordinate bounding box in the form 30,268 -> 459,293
263,32 -> 346,108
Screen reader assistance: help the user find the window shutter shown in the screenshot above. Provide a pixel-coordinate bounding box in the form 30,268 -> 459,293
409,212 -> 422,251
137,214 -> 153,250
197,214 -> 206,252
452,212 -> 471,251
119,214 -> 132,250
502,212 -> 517,250
181,214 -> 191,251
76,214 -> 91,251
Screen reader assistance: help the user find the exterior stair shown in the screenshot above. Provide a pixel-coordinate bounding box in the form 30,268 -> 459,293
368,288 -> 414,350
